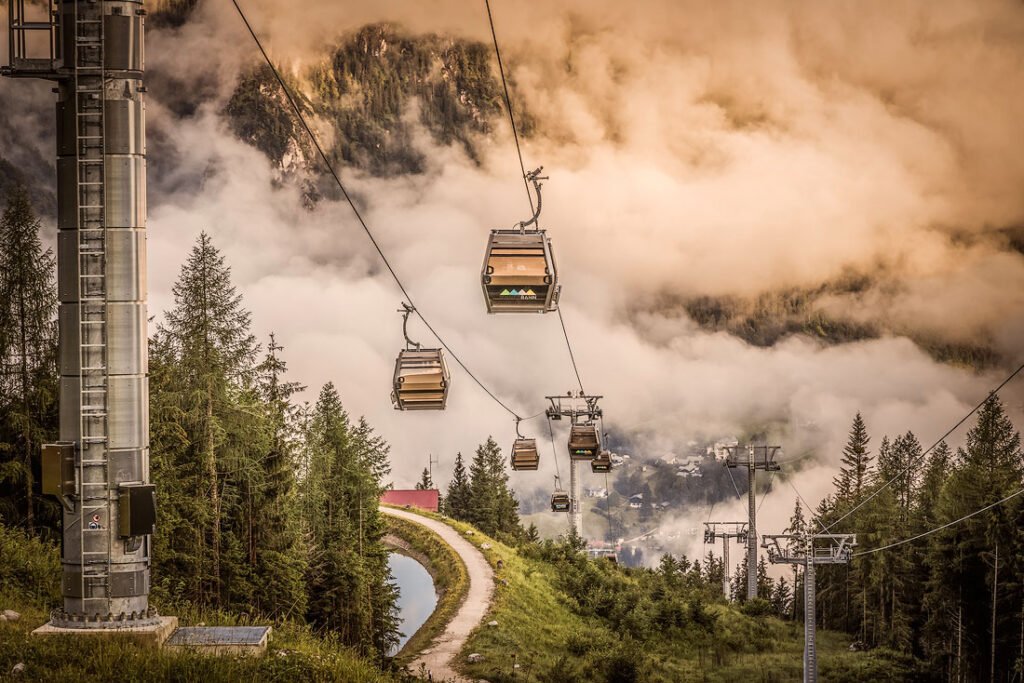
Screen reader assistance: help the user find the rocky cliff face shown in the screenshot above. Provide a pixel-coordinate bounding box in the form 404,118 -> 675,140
224,24 -> 510,178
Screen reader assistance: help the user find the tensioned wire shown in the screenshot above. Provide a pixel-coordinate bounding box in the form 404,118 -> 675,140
230,0 -> 548,421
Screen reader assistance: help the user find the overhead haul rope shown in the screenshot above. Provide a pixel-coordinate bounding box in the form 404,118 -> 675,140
231,0 -> 535,421
484,0 -> 534,215
484,0 -> 587,397
852,486 -> 1024,557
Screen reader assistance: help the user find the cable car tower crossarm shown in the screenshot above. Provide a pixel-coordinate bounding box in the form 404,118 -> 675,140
724,444 -> 782,601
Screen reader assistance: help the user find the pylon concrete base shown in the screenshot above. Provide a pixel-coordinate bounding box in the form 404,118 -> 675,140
32,615 -> 178,648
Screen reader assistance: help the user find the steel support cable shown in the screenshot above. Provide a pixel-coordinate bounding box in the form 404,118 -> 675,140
484,0 -> 534,215
757,469 -> 777,514
547,416 -> 571,523
853,486 -> 1024,557
725,465 -> 744,501
784,476 -> 834,537
231,0 -> 528,420
558,307 -> 586,394
547,416 -> 564,484
822,360 -> 1024,534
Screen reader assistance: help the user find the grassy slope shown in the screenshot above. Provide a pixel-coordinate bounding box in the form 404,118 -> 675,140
390,513 -> 911,682
384,511 -> 469,666
0,597 -> 397,683
0,523 -> 395,683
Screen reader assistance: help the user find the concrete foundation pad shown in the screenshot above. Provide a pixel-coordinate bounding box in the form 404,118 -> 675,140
164,626 -> 272,656
32,616 -> 179,648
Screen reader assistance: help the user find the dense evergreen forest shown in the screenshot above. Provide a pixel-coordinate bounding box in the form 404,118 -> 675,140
0,187 -> 400,663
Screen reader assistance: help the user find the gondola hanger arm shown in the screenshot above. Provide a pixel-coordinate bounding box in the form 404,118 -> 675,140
399,302 -> 421,350
516,167 -> 548,232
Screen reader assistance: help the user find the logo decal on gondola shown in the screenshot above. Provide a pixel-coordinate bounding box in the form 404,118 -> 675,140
500,288 -> 538,298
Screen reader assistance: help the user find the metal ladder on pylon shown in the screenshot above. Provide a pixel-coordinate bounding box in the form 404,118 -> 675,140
804,556 -> 817,683
74,0 -> 111,611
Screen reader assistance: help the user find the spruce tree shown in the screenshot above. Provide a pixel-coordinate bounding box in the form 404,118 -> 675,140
152,231 -> 259,607
250,334 -> 308,618
415,467 -> 434,490
444,452 -> 470,519
466,436 -> 521,538
0,185 -> 58,533
834,412 -> 872,502
303,383 -> 398,659
785,498 -> 806,620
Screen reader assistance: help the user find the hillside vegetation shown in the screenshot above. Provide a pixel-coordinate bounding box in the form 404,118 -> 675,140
0,523 -> 398,683
409,512 -> 910,682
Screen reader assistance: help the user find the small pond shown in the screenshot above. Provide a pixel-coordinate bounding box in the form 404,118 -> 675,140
388,552 -> 437,655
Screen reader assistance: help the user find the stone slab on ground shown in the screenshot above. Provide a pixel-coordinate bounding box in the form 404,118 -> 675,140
164,626 -> 272,656
32,616 -> 178,649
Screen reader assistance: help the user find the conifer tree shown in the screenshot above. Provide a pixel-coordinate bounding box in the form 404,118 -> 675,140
415,467 -> 434,490
785,498 -> 806,620
0,186 -> 58,533
923,397 -> 1022,680
151,231 -> 259,606
834,412 -> 872,502
445,452 -> 471,519
467,436 -> 521,538
303,383 -> 398,659
773,577 -> 793,619
250,334 -> 308,618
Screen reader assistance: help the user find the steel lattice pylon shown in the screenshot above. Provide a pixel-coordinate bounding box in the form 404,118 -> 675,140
763,533 -> 857,683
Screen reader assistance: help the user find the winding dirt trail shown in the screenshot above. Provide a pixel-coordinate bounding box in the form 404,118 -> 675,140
381,507 -> 494,682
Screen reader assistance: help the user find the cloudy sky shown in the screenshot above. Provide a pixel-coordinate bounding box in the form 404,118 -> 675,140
4,0 -> 1024,552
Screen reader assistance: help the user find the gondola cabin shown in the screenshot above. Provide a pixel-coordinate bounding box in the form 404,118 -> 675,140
568,424 -> 600,460
481,230 -> 559,313
510,438 -> 540,471
550,491 -> 572,512
392,349 -> 450,410
591,450 -> 612,473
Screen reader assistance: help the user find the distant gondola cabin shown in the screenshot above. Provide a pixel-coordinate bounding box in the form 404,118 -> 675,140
392,349 -> 450,410
550,491 -> 572,512
568,424 -> 600,460
510,438 -> 540,471
481,230 -> 559,313
591,450 -> 612,473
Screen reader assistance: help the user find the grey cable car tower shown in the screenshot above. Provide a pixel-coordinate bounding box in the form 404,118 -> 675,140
5,0 -> 157,628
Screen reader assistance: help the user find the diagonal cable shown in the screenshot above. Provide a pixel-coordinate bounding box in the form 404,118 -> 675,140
231,0 -> 527,419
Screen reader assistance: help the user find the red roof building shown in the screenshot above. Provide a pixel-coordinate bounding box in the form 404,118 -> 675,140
380,489 -> 440,513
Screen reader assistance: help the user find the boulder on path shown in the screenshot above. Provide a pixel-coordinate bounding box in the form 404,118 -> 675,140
2,610 -> 20,622
11,662 -> 26,676
467,653 -> 484,663
487,620 -> 498,628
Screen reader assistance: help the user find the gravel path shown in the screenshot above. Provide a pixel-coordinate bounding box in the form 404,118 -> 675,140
382,507 -> 494,682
